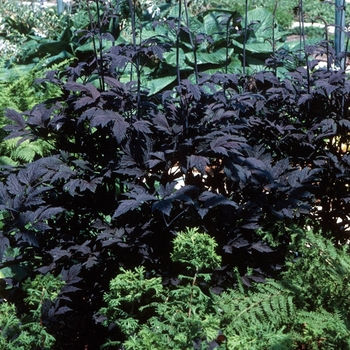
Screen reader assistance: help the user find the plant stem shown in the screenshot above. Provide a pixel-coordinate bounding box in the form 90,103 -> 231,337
95,0 -> 105,91
183,0 -> 198,84
188,267 -> 199,317
128,0 -> 141,120
243,0 -> 248,75
176,0 -> 182,87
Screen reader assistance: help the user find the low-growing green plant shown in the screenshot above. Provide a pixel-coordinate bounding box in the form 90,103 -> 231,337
0,273 -> 65,350
0,60 -> 68,165
100,227 -> 350,349
100,228 -> 223,349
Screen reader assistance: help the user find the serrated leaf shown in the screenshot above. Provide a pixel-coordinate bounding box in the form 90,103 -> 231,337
113,199 -> 142,218
6,174 -> 25,196
210,135 -> 244,156
152,198 -> 173,216
153,113 -> 172,134
35,206 -> 65,222
61,264 -> 82,285
189,155 -> 209,175
199,191 -> 238,209
250,241 -> 274,253
113,192 -> 155,218
0,233 -> 10,261
133,120 -> 152,134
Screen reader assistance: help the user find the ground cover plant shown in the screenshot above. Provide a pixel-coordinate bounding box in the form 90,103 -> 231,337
1,0 -> 350,348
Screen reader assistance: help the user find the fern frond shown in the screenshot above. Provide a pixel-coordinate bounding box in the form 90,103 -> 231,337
221,279 -> 295,338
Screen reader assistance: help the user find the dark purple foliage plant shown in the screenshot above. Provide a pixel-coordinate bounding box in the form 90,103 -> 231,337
1,0 -> 350,348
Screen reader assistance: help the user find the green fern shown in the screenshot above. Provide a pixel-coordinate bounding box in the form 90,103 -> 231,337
0,272 -> 64,350
217,228 -> 350,349
0,59 -> 72,164
100,227 -> 350,349
218,277 -> 296,349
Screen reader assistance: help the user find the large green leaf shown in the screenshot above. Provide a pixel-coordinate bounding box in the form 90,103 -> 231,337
203,11 -> 233,37
185,48 -> 229,65
146,76 -> 177,95
163,48 -> 193,70
38,41 -> 71,55
232,39 -> 285,53
244,8 -> 289,41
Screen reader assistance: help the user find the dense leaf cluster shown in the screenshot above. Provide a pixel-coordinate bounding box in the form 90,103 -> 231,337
2,44 -> 350,344
1,1 -> 350,348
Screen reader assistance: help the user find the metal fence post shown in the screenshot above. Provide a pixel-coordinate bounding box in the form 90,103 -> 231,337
335,0 -> 346,69
57,0 -> 64,15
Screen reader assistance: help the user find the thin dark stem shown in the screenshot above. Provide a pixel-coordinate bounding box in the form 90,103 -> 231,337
128,0 -> 141,120
243,0 -> 248,75
342,0 -> 346,71
95,0 -> 105,91
183,0 -> 198,84
87,1 -> 103,90
188,267 -> 198,318
315,17 -> 330,71
225,13 -> 237,75
272,0 -> 278,76
299,0 -> 306,58
176,0 -> 182,87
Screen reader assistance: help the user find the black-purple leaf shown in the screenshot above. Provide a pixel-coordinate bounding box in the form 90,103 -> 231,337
7,174 -> 25,196
339,119 -> 350,129
73,96 -> 96,110
113,192 -> 156,218
210,135 -> 243,156
61,264 -> 82,285
35,206 -> 65,222
298,93 -> 312,105
103,76 -> 125,89
153,113 -> 172,134
152,198 -> 173,216
64,82 -> 100,101
16,231 -> 39,247
0,233 -> 10,261
199,191 -> 238,209
241,221 -> 260,230
64,179 -> 100,196
54,306 -> 73,315
251,241 -> 274,253
4,108 -> 26,128
49,247 -> 71,261
157,182 -> 176,198
0,183 -> 9,206
183,80 -> 201,100
90,110 -> 128,143
70,240 -> 91,255
133,120 -> 152,134
189,155 -> 209,175
113,199 -> 142,218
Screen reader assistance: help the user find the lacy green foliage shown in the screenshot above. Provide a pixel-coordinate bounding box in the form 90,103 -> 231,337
0,138 -> 54,166
100,228 -> 350,349
100,266 -> 164,336
22,273 -> 66,318
0,273 -> 64,349
218,278 -> 296,349
171,227 -> 222,270
0,61 -> 66,165
283,227 -> 350,323
0,302 -> 54,350
217,229 -> 350,350
0,0 -> 99,67
0,61 -> 64,115
101,229 -> 223,349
